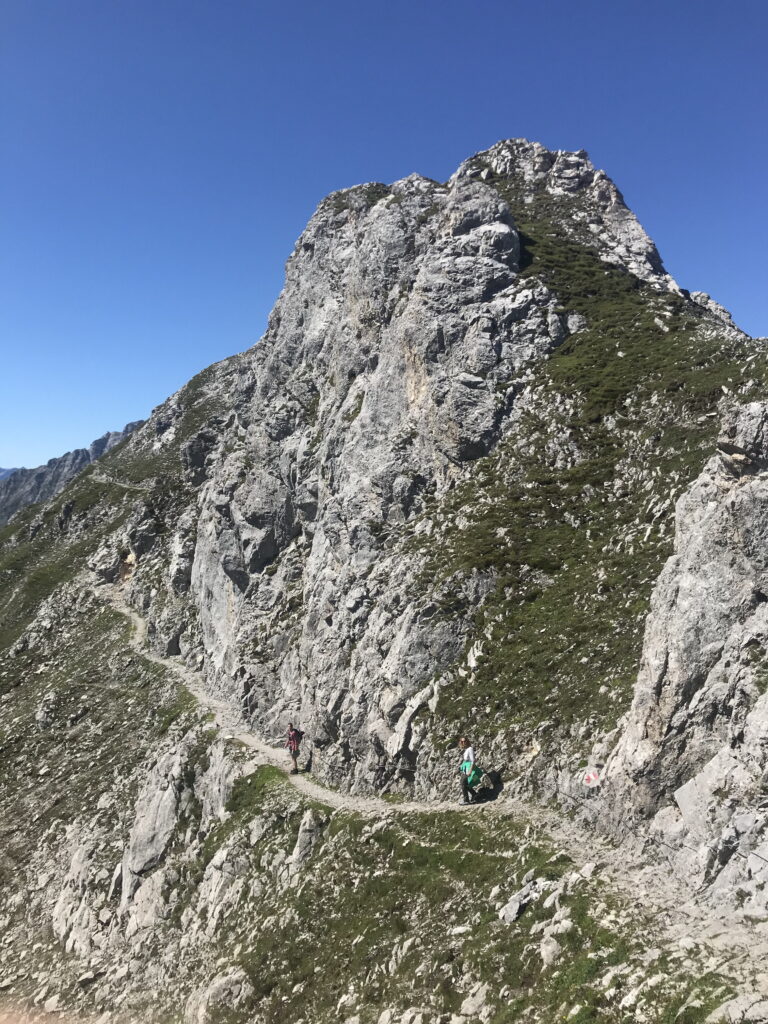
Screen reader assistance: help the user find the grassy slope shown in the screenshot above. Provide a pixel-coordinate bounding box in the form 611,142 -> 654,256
149,764 -> 731,1024
406,166 -> 768,753
0,348 -> 240,655
0,598 -> 195,837
0,363 -> 223,1001
0,594 -> 198,1004
0,469 -> 137,651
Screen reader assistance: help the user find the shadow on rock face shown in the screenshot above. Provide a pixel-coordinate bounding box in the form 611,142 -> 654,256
475,769 -> 504,803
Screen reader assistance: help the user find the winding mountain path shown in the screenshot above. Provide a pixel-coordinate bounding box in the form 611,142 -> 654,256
102,586 -> 469,816
90,470 -> 154,492
100,581 -> 768,1015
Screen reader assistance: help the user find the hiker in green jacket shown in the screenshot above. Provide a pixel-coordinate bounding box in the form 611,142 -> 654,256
458,736 -> 482,804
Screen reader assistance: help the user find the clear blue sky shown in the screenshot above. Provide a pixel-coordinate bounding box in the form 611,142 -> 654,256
2,0 -> 766,467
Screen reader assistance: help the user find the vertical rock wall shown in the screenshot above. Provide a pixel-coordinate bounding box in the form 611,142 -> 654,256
606,402 -> 768,907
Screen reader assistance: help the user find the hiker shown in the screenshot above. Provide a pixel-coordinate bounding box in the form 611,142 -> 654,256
458,736 -> 482,804
286,722 -> 304,775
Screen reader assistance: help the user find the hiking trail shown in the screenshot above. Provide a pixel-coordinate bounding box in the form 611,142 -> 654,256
91,470 -> 154,493
101,582 -> 768,1010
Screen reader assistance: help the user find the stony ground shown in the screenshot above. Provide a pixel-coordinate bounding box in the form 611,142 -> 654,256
4,579 -> 765,1023
116,581 -> 768,1022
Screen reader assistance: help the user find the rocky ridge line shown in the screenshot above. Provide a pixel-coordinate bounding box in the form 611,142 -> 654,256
0,422 -> 143,526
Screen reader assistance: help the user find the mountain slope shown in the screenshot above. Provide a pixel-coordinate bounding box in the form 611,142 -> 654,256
1,139 -> 768,1022
0,421 -> 143,526
67,139 -> 762,797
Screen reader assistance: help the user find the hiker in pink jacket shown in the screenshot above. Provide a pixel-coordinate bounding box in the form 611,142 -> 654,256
286,722 -> 304,775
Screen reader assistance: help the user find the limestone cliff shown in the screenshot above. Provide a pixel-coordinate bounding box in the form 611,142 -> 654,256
2,139 -> 768,1023
605,403 -> 768,910
77,141 -> 758,797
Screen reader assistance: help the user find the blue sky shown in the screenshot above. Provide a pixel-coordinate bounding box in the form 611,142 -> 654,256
2,0 -> 766,467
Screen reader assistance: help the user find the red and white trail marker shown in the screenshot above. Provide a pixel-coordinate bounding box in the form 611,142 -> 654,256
583,766 -> 601,788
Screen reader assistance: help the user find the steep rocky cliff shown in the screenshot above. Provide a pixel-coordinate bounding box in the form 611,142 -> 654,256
2,139 -> 768,1023
604,403 -> 768,903
0,422 -> 143,526
79,139 -> 760,797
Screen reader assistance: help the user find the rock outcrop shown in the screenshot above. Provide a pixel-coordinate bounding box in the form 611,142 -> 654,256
605,402 -> 768,909
456,138 -> 679,290
1,138 -> 767,1022
0,421 -> 143,525
84,140 -> 754,800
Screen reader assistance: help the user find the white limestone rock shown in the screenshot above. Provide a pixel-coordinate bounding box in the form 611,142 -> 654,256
607,402 -> 768,898
183,969 -> 255,1024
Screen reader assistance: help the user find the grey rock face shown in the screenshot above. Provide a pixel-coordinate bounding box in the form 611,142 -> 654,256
184,969 -> 255,1024
456,138 -> 678,290
606,402 -> 768,900
690,290 -> 737,327
0,421 -> 143,524
118,166 -> 570,792
98,138 -> 752,803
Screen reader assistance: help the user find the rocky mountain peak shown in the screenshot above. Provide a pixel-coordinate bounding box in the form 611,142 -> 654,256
1,140 -> 767,1023
454,137 -> 677,290
0,420 -> 143,525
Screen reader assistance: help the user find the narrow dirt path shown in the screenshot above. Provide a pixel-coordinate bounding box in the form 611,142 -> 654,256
102,586 -> 477,816
91,471 -> 153,493
100,583 -> 768,1008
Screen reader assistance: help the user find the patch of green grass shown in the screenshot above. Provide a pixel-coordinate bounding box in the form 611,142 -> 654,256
155,683 -> 197,735
225,797 -> 727,1024
343,392 -> 364,422
175,361 -> 229,442
302,392 -> 320,426
200,765 -> 294,868
0,472 -> 135,650
406,167 -> 768,747
227,764 -> 286,810
381,790 -> 409,804
0,601 -> 192,845
329,182 -> 391,214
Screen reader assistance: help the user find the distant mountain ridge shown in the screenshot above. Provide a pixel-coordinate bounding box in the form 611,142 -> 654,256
0,422 -> 143,525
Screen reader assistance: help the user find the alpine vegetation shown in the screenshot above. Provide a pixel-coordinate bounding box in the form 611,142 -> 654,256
0,421 -> 143,526
2,139 -> 768,1023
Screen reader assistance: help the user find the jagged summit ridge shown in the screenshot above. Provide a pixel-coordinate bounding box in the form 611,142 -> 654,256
455,138 -> 679,291
308,139 -> 680,295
